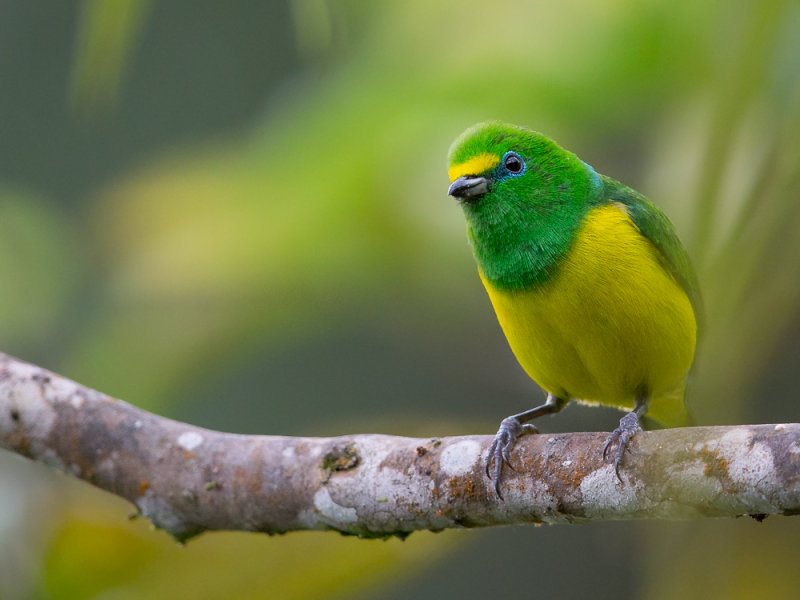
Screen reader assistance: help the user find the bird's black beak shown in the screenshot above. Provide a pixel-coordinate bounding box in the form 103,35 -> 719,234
448,176 -> 489,201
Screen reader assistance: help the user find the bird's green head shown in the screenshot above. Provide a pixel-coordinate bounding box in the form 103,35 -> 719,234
447,121 -> 604,289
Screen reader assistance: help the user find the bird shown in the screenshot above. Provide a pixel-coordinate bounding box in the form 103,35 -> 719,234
446,121 -> 701,496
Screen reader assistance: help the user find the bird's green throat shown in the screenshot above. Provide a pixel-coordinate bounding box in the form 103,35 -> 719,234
449,122 -> 605,291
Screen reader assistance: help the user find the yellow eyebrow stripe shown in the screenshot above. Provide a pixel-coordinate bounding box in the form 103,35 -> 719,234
448,153 -> 500,183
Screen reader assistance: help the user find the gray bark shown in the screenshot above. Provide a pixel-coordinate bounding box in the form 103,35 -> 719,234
0,352 -> 798,541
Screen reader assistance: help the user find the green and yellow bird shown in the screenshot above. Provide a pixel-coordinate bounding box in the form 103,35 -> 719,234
447,121 -> 701,494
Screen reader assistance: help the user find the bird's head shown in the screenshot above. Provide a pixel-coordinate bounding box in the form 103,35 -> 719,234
447,121 -> 604,288
447,121 -> 602,223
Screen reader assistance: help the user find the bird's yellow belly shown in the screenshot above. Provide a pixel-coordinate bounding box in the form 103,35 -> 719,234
481,204 -> 696,413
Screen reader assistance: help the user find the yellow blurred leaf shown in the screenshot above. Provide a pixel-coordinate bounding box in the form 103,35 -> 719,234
71,0 -> 151,114
41,490 -> 458,600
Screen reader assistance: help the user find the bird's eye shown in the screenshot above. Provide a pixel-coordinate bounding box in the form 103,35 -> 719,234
502,151 -> 525,176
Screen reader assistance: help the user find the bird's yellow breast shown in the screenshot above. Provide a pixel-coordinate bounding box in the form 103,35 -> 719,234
481,203 -> 696,423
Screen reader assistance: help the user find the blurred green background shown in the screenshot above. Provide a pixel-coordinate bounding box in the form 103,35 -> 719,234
1,0 -> 800,598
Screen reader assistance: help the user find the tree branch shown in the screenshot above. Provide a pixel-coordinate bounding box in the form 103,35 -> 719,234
1,352 -> 798,541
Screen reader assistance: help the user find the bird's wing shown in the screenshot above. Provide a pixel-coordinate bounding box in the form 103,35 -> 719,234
602,176 -> 704,335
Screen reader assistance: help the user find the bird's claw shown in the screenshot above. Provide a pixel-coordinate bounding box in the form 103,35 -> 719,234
602,412 -> 642,481
486,417 -> 538,498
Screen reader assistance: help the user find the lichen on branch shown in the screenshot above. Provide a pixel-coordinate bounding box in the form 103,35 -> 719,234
0,353 -> 798,541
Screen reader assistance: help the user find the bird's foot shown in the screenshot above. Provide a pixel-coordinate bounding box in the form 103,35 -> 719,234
486,417 -> 538,498
602,412 -> 642,481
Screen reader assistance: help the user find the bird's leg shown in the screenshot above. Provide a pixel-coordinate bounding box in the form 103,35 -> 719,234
486,393 -> 567,498
603,395 -> 648,481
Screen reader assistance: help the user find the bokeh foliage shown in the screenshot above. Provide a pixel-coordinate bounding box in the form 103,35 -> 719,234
1,0 -> 799,598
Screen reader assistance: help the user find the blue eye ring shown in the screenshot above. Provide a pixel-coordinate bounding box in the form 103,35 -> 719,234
501,151 -> 526,176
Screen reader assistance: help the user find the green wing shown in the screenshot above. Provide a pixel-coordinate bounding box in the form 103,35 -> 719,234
602,175 -> 704,335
